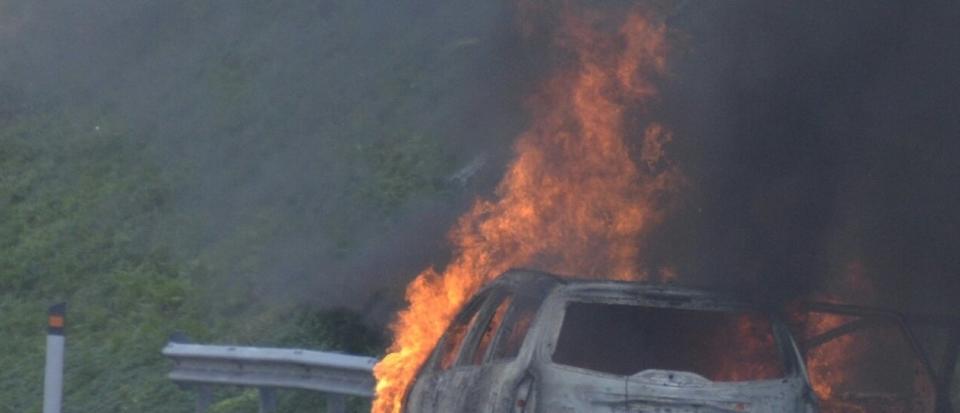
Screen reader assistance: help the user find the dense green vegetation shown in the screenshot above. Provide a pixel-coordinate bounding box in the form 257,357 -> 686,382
0,0 -> 517,411
0,110 -> 386,412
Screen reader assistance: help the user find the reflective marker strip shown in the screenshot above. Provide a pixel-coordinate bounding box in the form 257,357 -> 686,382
47,304 -> 65,335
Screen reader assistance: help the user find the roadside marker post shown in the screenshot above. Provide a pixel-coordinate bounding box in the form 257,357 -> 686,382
43,303 -> 66,413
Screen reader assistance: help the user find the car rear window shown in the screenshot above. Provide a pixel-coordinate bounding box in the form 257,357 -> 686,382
552,302 -> 785,381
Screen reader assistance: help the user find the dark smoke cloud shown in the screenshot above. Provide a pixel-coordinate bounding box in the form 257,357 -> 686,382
3,0 -> 957,318
655,1 -> 960,313
0,0 -> 528,314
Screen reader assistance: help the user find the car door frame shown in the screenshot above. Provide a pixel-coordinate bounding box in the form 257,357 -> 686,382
431,287 -> 514,412
404,289 -> 499,413
794,301 -> 960,413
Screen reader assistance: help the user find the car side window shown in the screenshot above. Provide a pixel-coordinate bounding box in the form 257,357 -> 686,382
465,294 -> 513,366
490,291 -> 546,361
436,293 -> 488,371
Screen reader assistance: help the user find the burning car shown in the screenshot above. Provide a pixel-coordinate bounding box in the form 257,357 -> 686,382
403,270 -> 819,412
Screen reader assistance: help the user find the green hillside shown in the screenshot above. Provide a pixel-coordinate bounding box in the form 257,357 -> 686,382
0,110 -> 383,412
0,0 -> 518,411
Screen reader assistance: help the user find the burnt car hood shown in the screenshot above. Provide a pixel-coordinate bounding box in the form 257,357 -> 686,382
624,369 -> 805,412
539,364 -> 807,413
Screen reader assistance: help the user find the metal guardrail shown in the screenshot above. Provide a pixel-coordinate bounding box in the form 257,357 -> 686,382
162,342 -> 378,413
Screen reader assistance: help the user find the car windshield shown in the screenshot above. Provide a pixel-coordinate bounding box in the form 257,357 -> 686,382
553,302 -> 786,381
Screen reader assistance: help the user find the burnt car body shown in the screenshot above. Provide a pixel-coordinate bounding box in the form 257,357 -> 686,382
404,270 -> 820,413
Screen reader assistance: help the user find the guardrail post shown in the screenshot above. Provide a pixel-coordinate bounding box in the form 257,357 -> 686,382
196,385 -> 212,413
326,394 -> 346,413
258,388 -> 277,413
43,303 -> 66,413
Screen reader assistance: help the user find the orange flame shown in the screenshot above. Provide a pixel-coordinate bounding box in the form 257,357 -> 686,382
801,261 -> 935,412
372,5 -> 679,413
806,312 -> 860,401
806,261 -> 877,401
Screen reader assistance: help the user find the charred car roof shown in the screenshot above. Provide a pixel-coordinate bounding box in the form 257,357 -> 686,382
493,269 -> 769,312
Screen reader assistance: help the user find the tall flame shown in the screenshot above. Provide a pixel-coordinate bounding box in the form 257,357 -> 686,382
372,4 -> 679,412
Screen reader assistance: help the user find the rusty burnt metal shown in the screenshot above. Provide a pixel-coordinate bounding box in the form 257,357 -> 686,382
406,270 -> 814,412
797,301 -> 960,413
403,269 -> 958,413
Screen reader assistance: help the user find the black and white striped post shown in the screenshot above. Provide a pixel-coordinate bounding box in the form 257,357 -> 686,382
43,303 -> 66,413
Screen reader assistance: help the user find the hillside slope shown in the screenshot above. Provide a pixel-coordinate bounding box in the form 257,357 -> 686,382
0,0 -> 522,411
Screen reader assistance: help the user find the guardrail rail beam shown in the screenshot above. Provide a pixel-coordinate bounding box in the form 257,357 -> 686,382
163,342 -> 378,413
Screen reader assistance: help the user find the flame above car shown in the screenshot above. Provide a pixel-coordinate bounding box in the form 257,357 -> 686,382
371,3 -> 680,412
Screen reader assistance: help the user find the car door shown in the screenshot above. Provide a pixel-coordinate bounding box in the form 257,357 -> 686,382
787,302 -> 949,413
405,290 -> 495,413
433,289 -> 514,412
406,277 -> 554,413
467,286 -> 549,413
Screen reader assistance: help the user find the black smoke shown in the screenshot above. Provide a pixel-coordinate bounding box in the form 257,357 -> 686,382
653,1 -> 960,313
0,0 -> 529,317
2,0 -> 957,318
